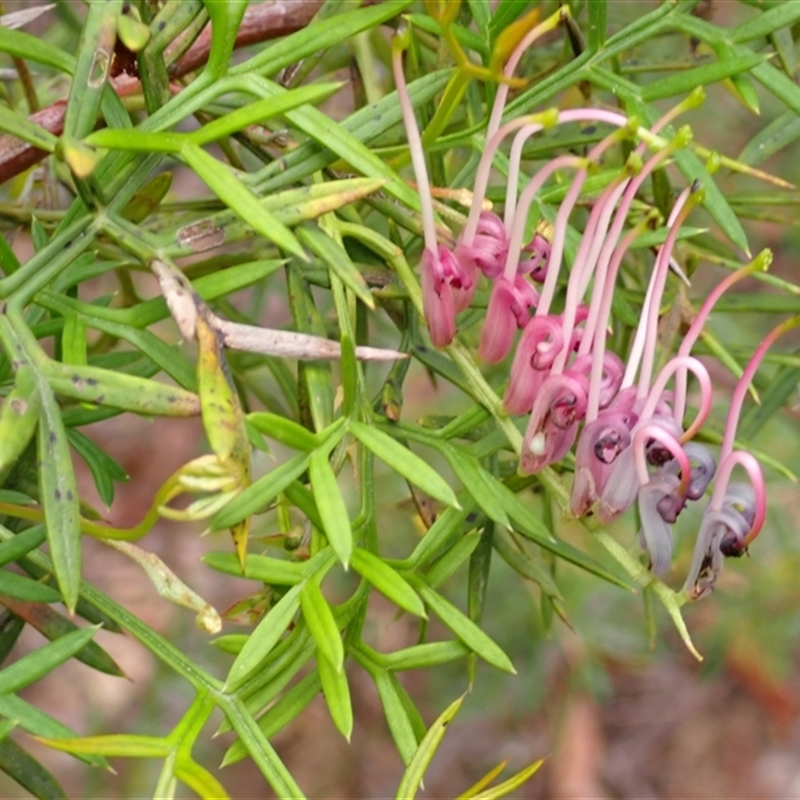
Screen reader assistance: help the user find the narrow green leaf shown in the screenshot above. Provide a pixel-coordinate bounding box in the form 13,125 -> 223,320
730,3 -> 800,42
0,574 -> 60,604
219,695 -> 306,798
245,74 -> 422,213
180,143 -> 304,258
407,504 -> 475,569
247,412 -> 320,452
230,0 -> 412,78
0,25 -> 74,73
350,548 -> 426,617
37,381 -> 82,612
0,695 -> 108,768
0,105 -> 58,151
640,53 -> 765,102
351,422 -> 459,509
381,640 -> 470,671
174,758 -> 231,800
412,580 -> 515,674
210,452 -> 311,530
190,84 -> 343,146
737,109 -> 800,167
66,428 -> 127,508
0,526 -> 46,568
0,718 -> 16,742
465,759 -> 544,799
201,0 -> 247,78
425,533 -> 482,588
588,0 -> 607,51
226,583 -> 303,690
63,1 -> 120,141
353,650 -> 418,764
38,733 -> 170,758
0,363 -> 40,481
492,528 -> 563,602
203,552 -> 310,585
395,694 -> 464,800
0,737 -> 67,800
308,449 -> 353,567
317,652 -> 353,741
296,225 -> 374,309
45,362 -> 200,417
222,672 -> 322,766
438,443 -> 510,528
300,580 -> 343,673
0,626 -> 97,695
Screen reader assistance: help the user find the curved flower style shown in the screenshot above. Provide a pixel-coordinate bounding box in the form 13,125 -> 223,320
684,482 -> 757,600
454,210 -> 509,281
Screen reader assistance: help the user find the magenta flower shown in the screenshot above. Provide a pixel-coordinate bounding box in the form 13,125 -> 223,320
519,371 -> 588,474
479,274 -> 539,363
683,316 -> 797,598
454,210 -> 508,281
420,245 -> 471,348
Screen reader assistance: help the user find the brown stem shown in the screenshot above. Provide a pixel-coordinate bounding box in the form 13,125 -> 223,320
0,0 -> 325,186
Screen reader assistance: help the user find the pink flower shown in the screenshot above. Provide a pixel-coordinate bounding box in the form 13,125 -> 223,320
421,245 -> 471,348
479,274 -> 539,363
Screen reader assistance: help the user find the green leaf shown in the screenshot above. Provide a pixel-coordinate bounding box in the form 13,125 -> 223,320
203,552 -> 310,585
37,381 -> 82,612
350,422 -> 459,510
180,143 -> 304,258
0,626 -> 98,695
245,74 -> 422,213
395,694 -> 464,800
226,583 -> 303,690
229,0 -> 413,78
0,694 -> 108,768
729,3 -> 800,42
0,737 -> 67,800
411,579 -> 515,674
247,412 -> 320,451
222,672 -> 322,766
460,758 -> 544,799
438,443 -> 511,529
640,53 -> 765,102
300,579 -> 343,673
588,0 -> 607,51
317,651 -> 353,741
381,640 -> 470,671
425,533 -> 482,588
353,648 -> 418,764
66,428 -> 127,508
350,548 -> 426,617
0,526 -> 46,568
63,1 -> 119,141
38,733 -> 170,758
296,225 -> 374,309
0,105 -> 58,151
201,0 -> 247,78
308,449 -> 353,567
0,573 -> 61,604
737,109 -> 800,167
174,758 -> 231,800
0,24 -> 74,74
211,452 -> 311,530
0,363 -> 41,481
45,362 -> 200,417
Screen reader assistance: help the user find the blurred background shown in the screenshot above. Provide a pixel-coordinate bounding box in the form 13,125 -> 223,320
3,0 -> 800,798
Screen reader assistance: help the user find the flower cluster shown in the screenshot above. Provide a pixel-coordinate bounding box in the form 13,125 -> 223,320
393,27 -> 788,599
